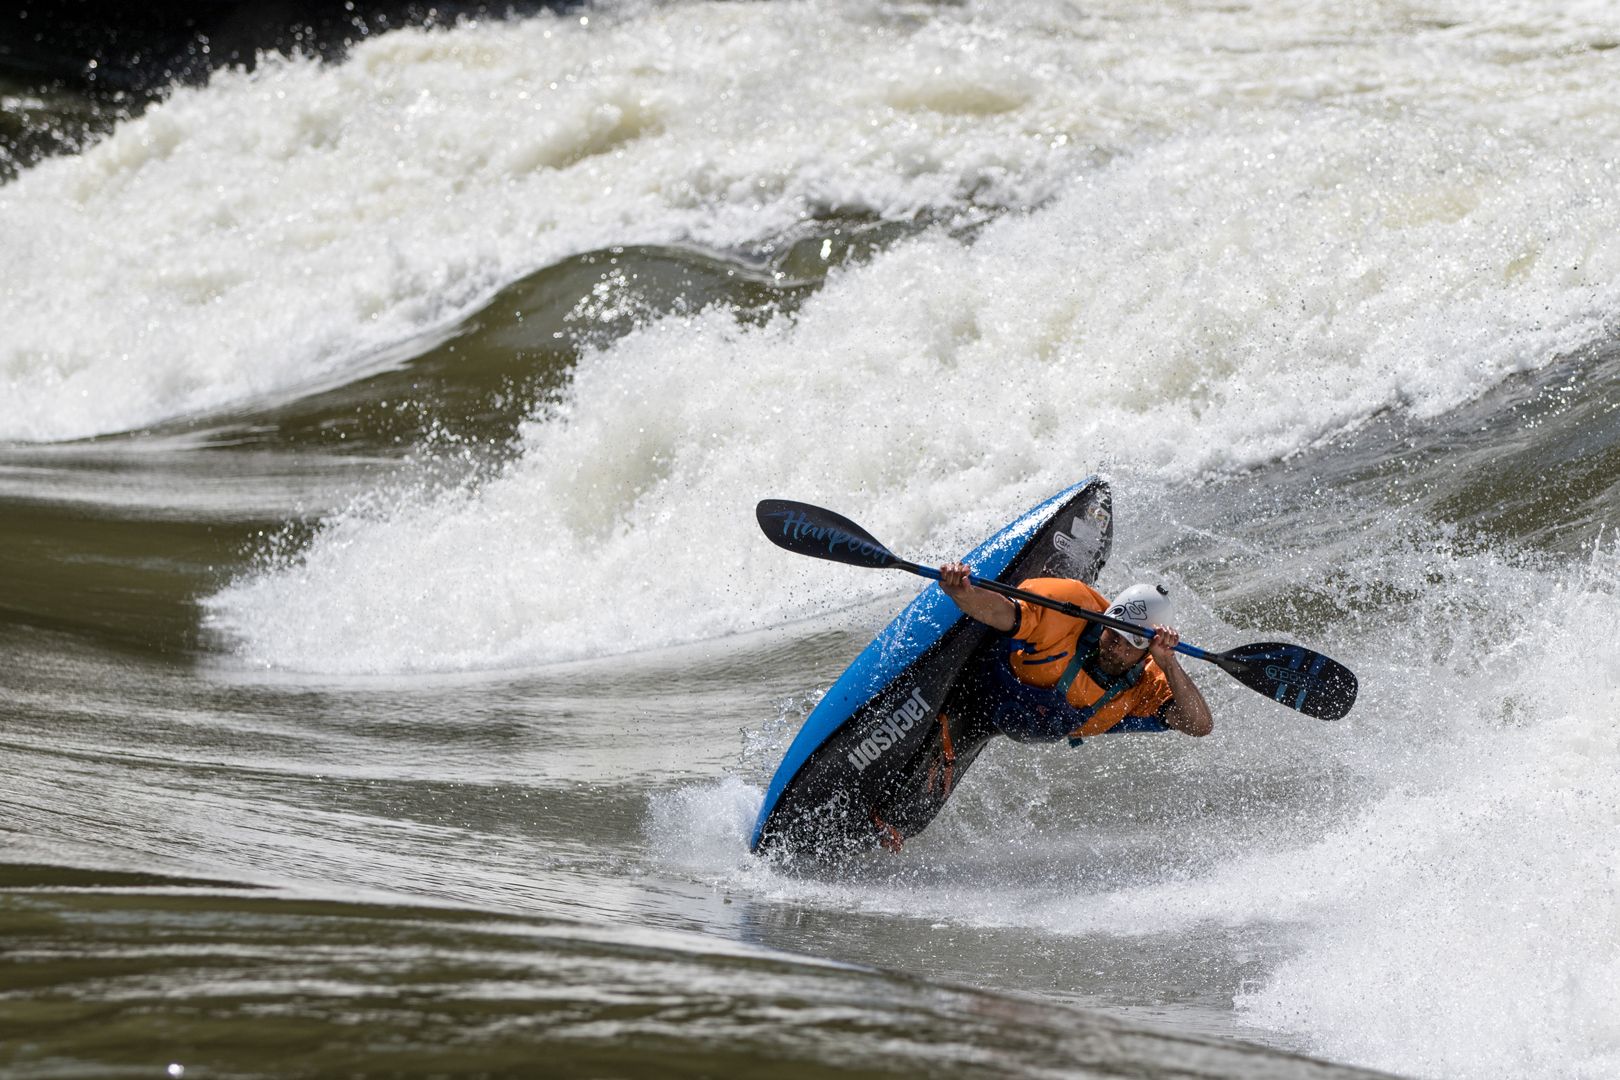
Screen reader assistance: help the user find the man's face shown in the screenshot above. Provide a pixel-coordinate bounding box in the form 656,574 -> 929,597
1098,628 -> 1149,673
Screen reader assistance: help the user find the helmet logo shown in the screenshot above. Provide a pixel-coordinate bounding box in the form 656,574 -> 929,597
1111,600 -> 1149,622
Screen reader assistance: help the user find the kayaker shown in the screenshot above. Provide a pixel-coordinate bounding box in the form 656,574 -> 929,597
938,563 -> 1213,741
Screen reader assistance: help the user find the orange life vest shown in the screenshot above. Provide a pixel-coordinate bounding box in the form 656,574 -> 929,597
1007,578 -> 1173,737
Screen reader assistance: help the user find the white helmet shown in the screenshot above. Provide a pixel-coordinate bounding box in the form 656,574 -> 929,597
1104,583 -> 1173,649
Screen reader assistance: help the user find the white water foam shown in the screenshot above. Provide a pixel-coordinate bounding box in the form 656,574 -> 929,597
645,775 -> 764,870
207,89 -> 1620,673
1220,544 -> 1620,1079
11,0 -> 1620,442
1,0 -> 1124,442
639,537 -> 1620,1080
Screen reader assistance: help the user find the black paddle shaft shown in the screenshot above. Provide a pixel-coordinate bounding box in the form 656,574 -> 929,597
756,499 -> 1358,721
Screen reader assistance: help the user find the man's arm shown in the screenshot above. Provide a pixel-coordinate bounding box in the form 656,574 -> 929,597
938,562 -> 1018,632
1147,626 -> 1214,736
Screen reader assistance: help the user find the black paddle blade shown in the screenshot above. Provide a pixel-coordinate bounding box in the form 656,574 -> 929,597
1215,642 -> 1358,721
756,500 -> 900,570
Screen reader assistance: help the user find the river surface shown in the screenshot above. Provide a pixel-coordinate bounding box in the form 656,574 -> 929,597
4,3 -> 1619,1077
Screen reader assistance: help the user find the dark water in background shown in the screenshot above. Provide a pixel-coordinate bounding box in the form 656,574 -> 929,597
0,1 -> 588,179
5,3 -> 1620,1078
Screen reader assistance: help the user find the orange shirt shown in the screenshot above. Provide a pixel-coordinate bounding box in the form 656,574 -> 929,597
1008,578 -> 1173,737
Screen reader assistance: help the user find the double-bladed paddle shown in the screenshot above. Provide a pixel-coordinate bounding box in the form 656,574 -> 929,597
756,499 -> 1357,721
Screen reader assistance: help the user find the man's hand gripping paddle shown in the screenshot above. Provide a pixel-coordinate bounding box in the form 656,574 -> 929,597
756,499 -> 1358,721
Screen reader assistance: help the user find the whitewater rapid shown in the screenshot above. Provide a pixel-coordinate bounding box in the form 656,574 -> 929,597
205,113 -> 1620,673
8,4 -> 1620,1079
8,0 -> 1620,445
3,1 -> 1106,442
641,530 -> 1620,1080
